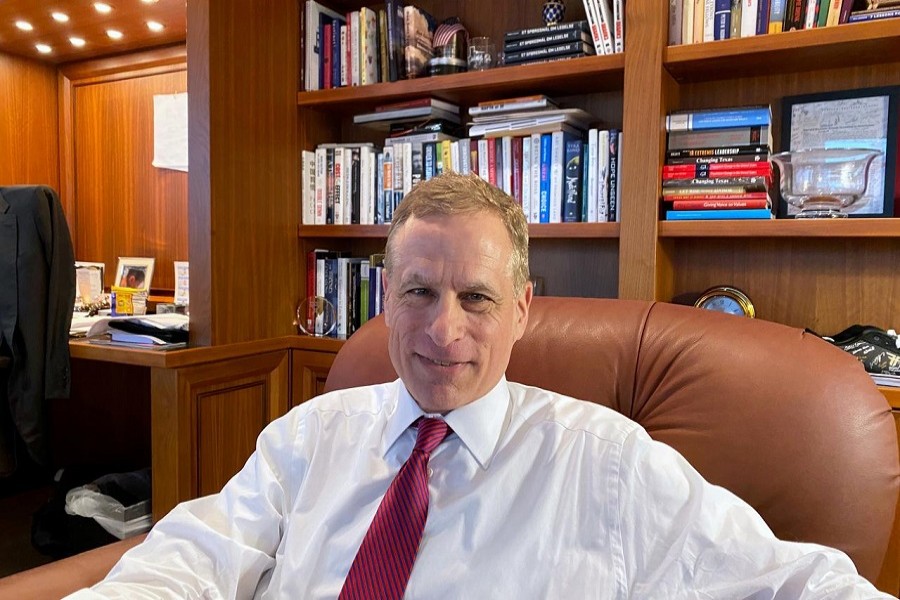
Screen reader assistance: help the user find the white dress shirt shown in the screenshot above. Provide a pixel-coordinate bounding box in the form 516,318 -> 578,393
68,377 -> 890,599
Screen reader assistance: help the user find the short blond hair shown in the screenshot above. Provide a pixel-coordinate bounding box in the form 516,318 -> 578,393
385,172 -> 530,295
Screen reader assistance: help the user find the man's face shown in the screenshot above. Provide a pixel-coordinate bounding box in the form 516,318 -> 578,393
383,212 -> 532,413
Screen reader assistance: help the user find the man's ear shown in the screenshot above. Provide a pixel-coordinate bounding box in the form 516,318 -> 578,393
381,270 -> 393,328
514,280 -> 533,342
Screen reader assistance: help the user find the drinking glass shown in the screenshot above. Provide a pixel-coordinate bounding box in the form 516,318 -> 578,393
467,37 -> 496,71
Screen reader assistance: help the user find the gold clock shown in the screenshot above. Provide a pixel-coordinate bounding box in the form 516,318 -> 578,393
694,286 -> 756,318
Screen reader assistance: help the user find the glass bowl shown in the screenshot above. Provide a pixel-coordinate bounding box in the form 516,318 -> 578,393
770,148 -> 881,219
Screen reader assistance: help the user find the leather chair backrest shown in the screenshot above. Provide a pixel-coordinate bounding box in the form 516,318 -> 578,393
325,297 -> 900,582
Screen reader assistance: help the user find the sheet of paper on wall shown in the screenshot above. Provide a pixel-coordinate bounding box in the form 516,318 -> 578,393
174,261 -> 189,306
152,92 -> 188,172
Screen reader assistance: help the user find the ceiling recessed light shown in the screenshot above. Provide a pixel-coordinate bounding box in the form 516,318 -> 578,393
69,37 -> 86,47
93,2 -> 113,13
15,20 -> 34,31
35,44 -> 52,54
51,12 -> 70,23
106,29 -> 123,40
146,21 -> 164,32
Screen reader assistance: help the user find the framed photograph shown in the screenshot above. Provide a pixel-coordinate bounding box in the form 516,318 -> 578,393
780,86 -> 899,218
173,261 -> 189,306
74,261 -> 105,304
115,257 -> 155,292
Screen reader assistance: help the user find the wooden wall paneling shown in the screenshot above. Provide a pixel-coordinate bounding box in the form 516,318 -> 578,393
670,238 -> 900,332
0,52 -> 59,190
618,0 -> 672,301
150,350 -> 290,519
291,350 -> 336,408
58,46 -> 188,293
188,0 -> 300,346
529,239 -> 619,298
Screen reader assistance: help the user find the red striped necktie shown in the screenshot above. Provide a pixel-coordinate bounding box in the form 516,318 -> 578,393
338,417 -> 451,600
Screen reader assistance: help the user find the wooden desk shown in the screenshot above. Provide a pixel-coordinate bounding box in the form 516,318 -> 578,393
68,336 -> 342,520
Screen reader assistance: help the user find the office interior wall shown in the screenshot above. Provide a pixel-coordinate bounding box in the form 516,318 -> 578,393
0,52 -> 59,189
59,47 -> 188,293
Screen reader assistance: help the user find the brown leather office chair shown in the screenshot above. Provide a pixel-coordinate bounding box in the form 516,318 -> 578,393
1,298 -> 897,597
324,297 -> 900,589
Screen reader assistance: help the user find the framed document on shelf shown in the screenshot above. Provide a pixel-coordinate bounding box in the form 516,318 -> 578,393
780,86 -> 899,218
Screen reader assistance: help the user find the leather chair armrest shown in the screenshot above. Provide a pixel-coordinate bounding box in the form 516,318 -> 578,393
0,534 -> 145,599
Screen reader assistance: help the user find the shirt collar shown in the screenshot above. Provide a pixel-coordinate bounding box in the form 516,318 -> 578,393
381,377 -> 511,470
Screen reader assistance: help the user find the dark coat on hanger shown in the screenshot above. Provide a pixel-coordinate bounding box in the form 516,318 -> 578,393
0,186 -> 75,474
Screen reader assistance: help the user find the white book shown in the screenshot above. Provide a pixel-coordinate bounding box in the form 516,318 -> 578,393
450,141 -> 461,173
597,129 -> 610,222
530,134 -> 541,223
359,146 -> 371,225
549,131 -> 565,224
402,142 -> 413,194
682,0 -> 695,44
301,150 -> 316,225
334,147 -> 346,225
341,148 -> 352,224
339,23 -> 348,87
615,130 -> 623,223
741,0 -> 758,37
361,8 -> 378,85
587,129 -> 598,223
314,147 -> 327,224
583,0 -> 606,54
522,136 -> 532,222
703,0 -> 716,41
393,143 -> 404,212
315,257 -> 326,334
477,139 -> 489,183
803,0 -> 817,28
502,136 -> 513,195
592,0 -> 615,55
669,0 -> 683,45
612,0 -> 624,52
337,257 -> 349,337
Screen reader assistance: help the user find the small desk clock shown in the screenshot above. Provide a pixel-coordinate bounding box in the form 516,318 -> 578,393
694,286 -> 756,318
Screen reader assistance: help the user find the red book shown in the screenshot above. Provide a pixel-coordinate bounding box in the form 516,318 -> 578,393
323,23 -> 333,89
671,199 -> 771,210
487,138 -> 497,185
662,192 -> 770,201
662,164 -> 772,177
512,136 -> 524,204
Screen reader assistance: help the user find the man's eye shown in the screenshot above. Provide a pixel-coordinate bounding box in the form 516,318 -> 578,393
407,288 -> 430,297
464,293 -> 488,303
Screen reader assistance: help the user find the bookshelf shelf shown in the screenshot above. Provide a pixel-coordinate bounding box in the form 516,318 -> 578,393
658,218 -> 900,238
297,54 -> 625,114
299,222 -> 620,239
664,21 -> 900,83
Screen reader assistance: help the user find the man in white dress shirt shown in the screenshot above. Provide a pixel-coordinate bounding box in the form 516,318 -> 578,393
68,172 -> 891,599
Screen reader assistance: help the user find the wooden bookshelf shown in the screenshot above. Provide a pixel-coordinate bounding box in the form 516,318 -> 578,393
665,21 -> 900,82
299,222 -> 620,239
659,218 -> 900,238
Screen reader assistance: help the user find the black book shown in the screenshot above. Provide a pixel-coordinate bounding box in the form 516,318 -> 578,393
504,20 -> 589,42
504,41 -> 595,64
503,28 -> 592,52
350,148 -> 361,225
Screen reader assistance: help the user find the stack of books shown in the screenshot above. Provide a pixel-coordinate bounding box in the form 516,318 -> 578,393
662,105 -> 774,221
581,0 -> 625,54
847,1 -> 900,23
502,21 -> 596,67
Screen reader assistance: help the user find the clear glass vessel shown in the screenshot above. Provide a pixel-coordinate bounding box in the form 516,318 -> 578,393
770,148 -> 881,219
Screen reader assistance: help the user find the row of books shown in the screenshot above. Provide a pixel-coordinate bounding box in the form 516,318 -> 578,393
301,125 -> 624,226
662,105 -> 775,220
303,0 -> 436,91
501,21 -> 596,68
578,0 -> 626,55
307,251 -> 384,338
668,0 -> 898,45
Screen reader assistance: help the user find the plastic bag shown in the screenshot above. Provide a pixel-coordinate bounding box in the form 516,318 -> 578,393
64,470 -> 153,540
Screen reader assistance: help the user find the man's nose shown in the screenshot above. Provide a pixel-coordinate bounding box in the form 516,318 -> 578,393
425,297 -> 465,347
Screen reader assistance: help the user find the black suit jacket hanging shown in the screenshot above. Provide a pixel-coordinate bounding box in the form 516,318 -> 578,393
0,186 -> 75,474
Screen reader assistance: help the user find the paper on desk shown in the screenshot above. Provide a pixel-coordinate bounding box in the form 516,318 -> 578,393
84,313 -> 189,338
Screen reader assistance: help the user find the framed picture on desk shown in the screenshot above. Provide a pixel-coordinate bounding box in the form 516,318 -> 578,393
115,257 -> 155,292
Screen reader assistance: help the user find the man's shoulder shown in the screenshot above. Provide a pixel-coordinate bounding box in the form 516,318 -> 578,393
508,381 -> 642,446
301,380 -> 399,418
